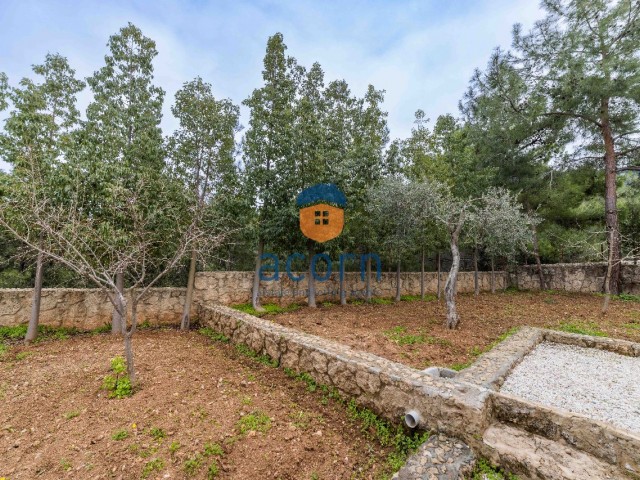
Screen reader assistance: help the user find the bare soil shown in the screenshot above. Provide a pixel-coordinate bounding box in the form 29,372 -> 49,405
269,291 -> 640,370
0,330 -> 395,480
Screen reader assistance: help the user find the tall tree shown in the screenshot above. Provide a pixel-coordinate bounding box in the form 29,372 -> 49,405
243,33 -> 297,311
468,0 -> 640,294
0,54 -> 84,342
169,78 -> 240,330
83,23 -> 165,332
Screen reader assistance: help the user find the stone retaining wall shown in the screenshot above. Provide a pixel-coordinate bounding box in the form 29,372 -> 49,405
194,270 -> 507,305
513,262 -> 640,294
196,302 -> 491,452
0,288 -> 186,330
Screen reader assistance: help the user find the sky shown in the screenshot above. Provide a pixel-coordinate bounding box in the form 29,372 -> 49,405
0,0 -> 545,172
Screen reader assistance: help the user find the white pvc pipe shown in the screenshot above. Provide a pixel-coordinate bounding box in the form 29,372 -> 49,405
404,409 -> 421,429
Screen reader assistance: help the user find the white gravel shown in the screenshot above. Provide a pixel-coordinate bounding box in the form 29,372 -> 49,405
500,341 -> 640,434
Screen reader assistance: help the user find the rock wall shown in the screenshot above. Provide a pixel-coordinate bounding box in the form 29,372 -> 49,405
513,262 -> 640,294
0,288 -> 186,330
194,270 -> 507,306
196,302 -> 489,451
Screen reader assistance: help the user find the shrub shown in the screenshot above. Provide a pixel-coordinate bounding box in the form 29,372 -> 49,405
102,356 -> 132,398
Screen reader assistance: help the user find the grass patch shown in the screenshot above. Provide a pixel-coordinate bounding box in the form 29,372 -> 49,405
142,458 -> 164,478
236,411 -> 271,435
556,321 -> 607,337
371,297 -> 394,305
472,458 -> 519,479
231,302 -> 299,317
234,343 -> 278,367
169,441 -> 181,455
203,442 -> 224,457
400,294 -> 437,302
449,361 -> 473,372
60,458 -> 72,471
112,429 -> 129,441
618,293 -> 640,302
15,351 -> 33,361
64,410 -> 80,420
148,427 -> 165,441
624,322 -> 640,331
383,326 -> 425,346
198,327 -> 230,343
349,299 -> 365,305
207,462 -> 219,479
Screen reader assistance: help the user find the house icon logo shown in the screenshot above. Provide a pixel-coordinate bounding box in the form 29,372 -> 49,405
296,184 -> 346,243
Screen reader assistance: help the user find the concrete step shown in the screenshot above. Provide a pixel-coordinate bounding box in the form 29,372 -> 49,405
481,423 -> 624,480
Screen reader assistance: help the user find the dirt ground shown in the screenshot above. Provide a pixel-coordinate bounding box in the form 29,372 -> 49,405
269,291 -> 640,370
0,330 -> 395,480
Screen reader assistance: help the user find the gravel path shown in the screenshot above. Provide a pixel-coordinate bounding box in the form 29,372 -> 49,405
500,341 -> 640,434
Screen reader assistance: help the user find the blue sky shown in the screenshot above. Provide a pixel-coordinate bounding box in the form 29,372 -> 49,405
0,0 -> 544,172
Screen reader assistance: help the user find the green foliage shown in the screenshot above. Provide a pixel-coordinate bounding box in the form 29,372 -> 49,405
345,399 -> 429,474
148,427 -> 165,441
383,326 -> 425,346
142,458 -> 164,479
618,293 -> 640,303
231,302 -> 299,317
473,458 -> 519,480
203,442 -> 224,457
60,458 -> 72,471
371,297 -> 394,305
556,321 -> 607,337
236,411 -> 272,434
198,327 -> 229,343
112,429 -> 129,441
184,455 -> 203,476
64,410 -> 80,420
169,441 -> 181,454
102,356 -> 133,398
234,343 -> 278,367
207,462 -> 219,479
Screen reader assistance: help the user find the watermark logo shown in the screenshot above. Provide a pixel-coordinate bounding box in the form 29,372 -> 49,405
296,183 -> 346,243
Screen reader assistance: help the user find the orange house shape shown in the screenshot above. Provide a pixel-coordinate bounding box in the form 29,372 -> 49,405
297,184 -> 346,243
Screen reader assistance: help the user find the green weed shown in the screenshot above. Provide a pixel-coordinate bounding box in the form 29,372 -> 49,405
383,326 -> 425,346
64,410 -> 80,420
203,442 -> 224,457
231,302 -> 299,317
557,321 -> 607,337
112,429 -> 129,441
472,458 -> 519,479
234,343 -> 278,367
148,427 -> 165,441
207,462 -> 219,479
60,458 -> 72,471
102,356 -> 133,398
184,455 -> 203,476
169,441 -> 181,455
236,411 -> 271,434
372,297 -> 394,305
198,327 -> 230,343
618,293 -> 640,302
142,458 -> 164,478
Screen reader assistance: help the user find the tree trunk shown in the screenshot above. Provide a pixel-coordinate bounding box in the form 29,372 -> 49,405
124,332 -> 135,384
420,249 -> 425,300
530,221 -> 545,290
601,100 -> 622,295
490,256 -> 496,294
473,246 -> 479,297
111,271 -> 124,335
340,258 -> 347,306
307,240 -> 316,308
395,260 -> 401,302
437,252 -> 441,300
365,256 -> 372,302
25,250 -> 44,343
602,227 -> 615,314
252,239 -> 265,311
181,248 -> 197,330
445,229 -> 462,329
